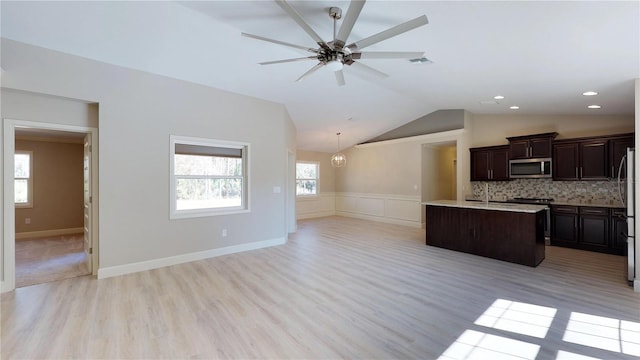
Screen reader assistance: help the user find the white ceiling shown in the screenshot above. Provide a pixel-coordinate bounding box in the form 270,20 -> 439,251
1,1 -> 638,152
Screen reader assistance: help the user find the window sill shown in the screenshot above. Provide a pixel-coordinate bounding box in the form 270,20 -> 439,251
296,195 -> 320,201
170,207 -> 250,220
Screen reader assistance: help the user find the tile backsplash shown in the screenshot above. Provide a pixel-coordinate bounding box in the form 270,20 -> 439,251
471,179 -> 624,204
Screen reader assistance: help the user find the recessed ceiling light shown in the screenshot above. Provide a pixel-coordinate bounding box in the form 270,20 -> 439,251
494,95 -> 505,100
409,57 -> 433,64
582,91 -> 598,96
509,106 -> 520,110
588,105 -> 602,109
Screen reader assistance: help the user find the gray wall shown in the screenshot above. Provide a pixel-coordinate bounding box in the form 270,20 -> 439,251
1,39 -> 296,275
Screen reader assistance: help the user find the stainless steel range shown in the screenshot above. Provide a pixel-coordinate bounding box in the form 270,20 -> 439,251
506,197 -> 553,240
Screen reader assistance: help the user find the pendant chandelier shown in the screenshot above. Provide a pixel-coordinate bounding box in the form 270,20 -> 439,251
331,132 -> 347,168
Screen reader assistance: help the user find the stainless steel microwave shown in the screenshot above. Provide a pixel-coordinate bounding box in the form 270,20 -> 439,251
509,158 -> 552,178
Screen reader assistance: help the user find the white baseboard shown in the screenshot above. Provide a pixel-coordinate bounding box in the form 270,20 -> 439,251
15,227 -> 84,240
634,279 -> 640,293
335,211 -> 423,228
97,237 -> 286,279
0,281 -> 5,293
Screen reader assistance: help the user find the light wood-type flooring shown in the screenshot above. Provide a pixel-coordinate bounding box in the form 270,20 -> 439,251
15,233 -> 90,288
2,216 -> 640,359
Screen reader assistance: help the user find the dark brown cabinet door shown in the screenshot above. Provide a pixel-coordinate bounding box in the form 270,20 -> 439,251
580,140 -> 608,180
553,143 -> 579,180
491,148 -> 510,180
471,150 -> 490,181
530,138 -> 553,158
580,213 -> 609,249
610,136 -> 634,178
470,146 -> 510,181
507,133 -> 557,159
551,206 -> 579,246
509,140 -> 530,159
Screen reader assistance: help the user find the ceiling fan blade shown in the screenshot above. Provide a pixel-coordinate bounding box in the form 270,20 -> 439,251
335,70 -> 346,86
295,62 -> 325,82
259,56 -> 319,65
353,51 -> 425,59
275,1 -> 330,49
350,61 -> 389,79
348,15 -> 428,51
242,33 -> 318,53
335,0 -> 366,48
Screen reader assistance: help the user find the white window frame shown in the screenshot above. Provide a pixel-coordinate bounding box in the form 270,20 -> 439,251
296,161 -> 320,197
170,135 -> 250,219
14,150 -> 33,208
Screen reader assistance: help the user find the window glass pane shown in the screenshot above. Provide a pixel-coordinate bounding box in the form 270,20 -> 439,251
296,163 -> 317,179
296,180 -> 317,195
176,178 -> 242,210
15,179 -> 28,203
15,153 -> 30,178
175,154 -> 242,176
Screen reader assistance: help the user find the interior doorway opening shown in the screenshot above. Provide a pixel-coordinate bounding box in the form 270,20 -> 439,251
13,128 -> 90,287
3,119 -> 98,292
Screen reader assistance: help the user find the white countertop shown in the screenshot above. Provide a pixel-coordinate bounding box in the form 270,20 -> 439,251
423,200 -> 548,213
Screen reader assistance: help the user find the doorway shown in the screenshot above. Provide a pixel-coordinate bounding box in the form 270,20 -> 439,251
3,119 -> 98,292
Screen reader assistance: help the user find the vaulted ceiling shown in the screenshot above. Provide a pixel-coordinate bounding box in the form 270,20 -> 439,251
2,1 -> 638,152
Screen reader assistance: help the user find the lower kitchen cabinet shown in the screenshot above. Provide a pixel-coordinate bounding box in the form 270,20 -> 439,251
550,205 -> 625,255
579,207 -> 609,251
550,205 -> 578,244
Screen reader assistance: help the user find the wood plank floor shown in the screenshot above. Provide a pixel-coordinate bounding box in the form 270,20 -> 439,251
14,233 -> 89,288
2,216 -> 639,359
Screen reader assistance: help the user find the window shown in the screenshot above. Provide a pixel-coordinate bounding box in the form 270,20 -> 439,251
14,151 -> 33,208
296,161 -> 319,196
170,135 -> 249,219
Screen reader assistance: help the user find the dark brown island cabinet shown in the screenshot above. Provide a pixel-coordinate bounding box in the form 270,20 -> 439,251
425,202 -> 546,267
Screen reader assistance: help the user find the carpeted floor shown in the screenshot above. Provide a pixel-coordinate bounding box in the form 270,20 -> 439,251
15,233 -> 90,288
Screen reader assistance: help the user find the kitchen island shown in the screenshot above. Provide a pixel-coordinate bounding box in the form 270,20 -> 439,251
424,200 -> 548,267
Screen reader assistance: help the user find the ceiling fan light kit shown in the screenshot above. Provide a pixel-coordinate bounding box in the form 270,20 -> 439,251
242,0 -> 429,86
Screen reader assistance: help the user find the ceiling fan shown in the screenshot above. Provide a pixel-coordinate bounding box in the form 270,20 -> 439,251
241,0 -> 428,86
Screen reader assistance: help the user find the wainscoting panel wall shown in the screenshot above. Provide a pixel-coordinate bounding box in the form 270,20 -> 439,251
296,193 -> 336,220
296,192 -> 422,228
336,193 -> 422,228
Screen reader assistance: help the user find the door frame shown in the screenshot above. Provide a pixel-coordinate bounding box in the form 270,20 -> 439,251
2,118 -> 98,292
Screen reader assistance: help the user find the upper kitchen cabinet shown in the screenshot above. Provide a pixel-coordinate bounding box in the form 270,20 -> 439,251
553,139 -> 608,180
507,132 -> 558,159
609,134 -> 634,178
553,133 -> 634,180
470,145 -> 510,181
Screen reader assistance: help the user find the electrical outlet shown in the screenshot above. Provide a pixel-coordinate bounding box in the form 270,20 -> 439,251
25,218 -> 31,225
222,229 -> 227,237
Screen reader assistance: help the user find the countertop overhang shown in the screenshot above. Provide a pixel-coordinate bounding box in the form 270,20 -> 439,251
423,200 -> 548,213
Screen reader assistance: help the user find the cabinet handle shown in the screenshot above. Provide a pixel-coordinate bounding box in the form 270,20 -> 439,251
488,169 -> 490,179
611,166 -> 614,178
580,167 -> 583,178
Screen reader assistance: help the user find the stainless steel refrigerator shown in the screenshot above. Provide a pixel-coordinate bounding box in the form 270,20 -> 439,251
619,148 -> 635,285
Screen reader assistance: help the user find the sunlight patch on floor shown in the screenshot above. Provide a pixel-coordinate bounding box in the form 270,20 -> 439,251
563,312 -> 640,357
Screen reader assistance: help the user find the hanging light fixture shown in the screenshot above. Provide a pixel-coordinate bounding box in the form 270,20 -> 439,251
331,132 -> 346,168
